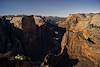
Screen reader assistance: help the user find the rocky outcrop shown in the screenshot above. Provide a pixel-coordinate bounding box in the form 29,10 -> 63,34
60,13 -> 100,67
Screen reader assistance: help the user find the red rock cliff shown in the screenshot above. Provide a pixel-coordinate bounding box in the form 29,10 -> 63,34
60,13 -> 100,67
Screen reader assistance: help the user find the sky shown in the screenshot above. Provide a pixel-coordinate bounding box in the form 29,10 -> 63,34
0,0 -> 100,17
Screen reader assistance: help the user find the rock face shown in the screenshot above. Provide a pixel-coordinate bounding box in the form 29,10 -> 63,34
0,15 -> 66,67
60,13 -> 100,67
10,17 -> 22,29
33,16 -> 45,27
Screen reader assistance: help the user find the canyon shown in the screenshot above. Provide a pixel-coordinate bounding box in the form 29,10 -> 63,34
0,13 -> 100,67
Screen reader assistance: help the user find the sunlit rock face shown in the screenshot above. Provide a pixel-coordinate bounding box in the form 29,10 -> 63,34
6,16 -> 23,29
60,13 -> 100,67
6,15 -> 45,29
33,16 -> 45,27
10,17 -> 22,29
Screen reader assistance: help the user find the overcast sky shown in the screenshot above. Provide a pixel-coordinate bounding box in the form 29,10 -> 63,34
0,0 -> 100,17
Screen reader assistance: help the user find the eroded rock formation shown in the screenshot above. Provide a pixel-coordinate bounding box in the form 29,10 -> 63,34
60,13 -> 100,67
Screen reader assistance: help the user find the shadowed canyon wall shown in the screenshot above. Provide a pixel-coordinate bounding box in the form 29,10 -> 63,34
0,15 -> 66,67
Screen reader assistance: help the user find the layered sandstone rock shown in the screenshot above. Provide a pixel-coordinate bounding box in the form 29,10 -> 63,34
60,13 -> 100,67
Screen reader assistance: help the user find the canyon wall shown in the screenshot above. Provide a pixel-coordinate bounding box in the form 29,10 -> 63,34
0,15 -> 65,67
60,13 -> 100,67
